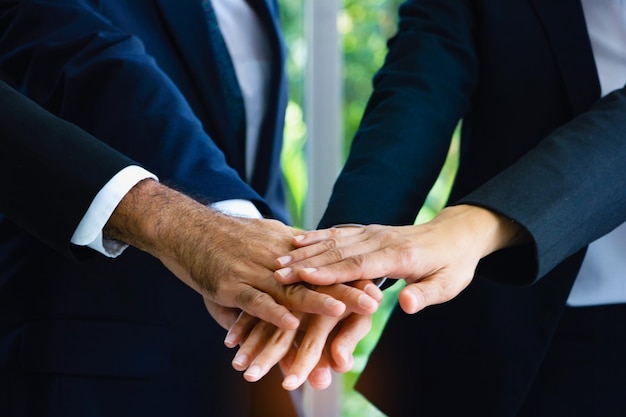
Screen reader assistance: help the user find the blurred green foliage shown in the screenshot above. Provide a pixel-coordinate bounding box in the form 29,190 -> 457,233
277,1 -> 459,415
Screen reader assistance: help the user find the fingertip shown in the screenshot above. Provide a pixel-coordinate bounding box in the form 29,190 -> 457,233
364,283 -> 383,302
282,374 -> 302,391
281,312 -> 300,330
276,255 -> 292,268
324,297 -> 346,316
300,267 -> 318,276
299,267 -> 334,286
308,368 -> 332,390
357,294 -> 379,313
332,345 -> 353,372
274,267 -> 293,283
398,288 -> 421,314
293,234 -> 317,247
332,358 -> 354,374
243,364 -> 263,382
232,352 -> 250,372
224,329 -> 238,348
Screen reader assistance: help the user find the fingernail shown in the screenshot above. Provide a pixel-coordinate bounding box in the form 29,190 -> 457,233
232,353 -> 249,370
364,283 -> 383,301
301,267 -> 317,275
294,235 -> 305,242
275,267 -> 292,280
311,368 -> 332,388
244,365 -> 261,381
336,346 -> 354,370
276,256 -> 292,267
358,294 -> 377,310
337,346 -> 349,366
224,330 -> 238,348
282,312 -> 299,329
283,374 -> 299,389
325,297 -> 344,311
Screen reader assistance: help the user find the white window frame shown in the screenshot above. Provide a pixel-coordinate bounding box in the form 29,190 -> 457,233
302,1 -> 343,416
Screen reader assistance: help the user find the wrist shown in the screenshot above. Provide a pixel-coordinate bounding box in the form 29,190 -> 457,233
437,205 -> 528,258
103,178 -> 161,252
104,179 -> 215,259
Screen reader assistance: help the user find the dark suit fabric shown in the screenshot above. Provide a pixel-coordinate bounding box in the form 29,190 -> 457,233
319,0 -> 626,416
0,1 -> 295,416
0,80 -> 135,257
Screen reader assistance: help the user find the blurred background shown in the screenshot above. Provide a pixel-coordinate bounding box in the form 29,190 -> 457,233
277,1 -> 459,415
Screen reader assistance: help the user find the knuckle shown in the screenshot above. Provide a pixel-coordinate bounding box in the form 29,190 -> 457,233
397,248 -> 415,270
328,227 -> 344,238
376,228 -> 396,241
283,283 -> 308,302
322,238 -> 338,251
269,329 -> 295,347
322,246 -> 350,266
236,289 -> 267,309
255,320 -> 277,335
344,254 -> 366,273
298,338 -> 323,356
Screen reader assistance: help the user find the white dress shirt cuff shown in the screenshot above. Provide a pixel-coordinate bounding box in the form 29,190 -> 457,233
71,165 -> 158,258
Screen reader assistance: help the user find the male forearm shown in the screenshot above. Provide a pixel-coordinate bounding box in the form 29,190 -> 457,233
102,178 -> 243,296
102,179 -> 379,330
103,178 -> 207,266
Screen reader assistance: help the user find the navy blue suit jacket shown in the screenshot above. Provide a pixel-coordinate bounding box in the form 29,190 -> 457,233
319,0 -> 626,416
0,1 -> 292,416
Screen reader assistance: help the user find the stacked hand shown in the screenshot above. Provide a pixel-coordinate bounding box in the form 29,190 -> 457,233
224,279 -> 381,390
274,205 -> 527,313
105,179 -> 383,391
224,205 -> 528,390
110,181 -> 527,391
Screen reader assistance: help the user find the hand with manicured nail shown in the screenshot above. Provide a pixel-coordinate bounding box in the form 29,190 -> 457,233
106,180 -> 357,331
274,205 -> 528,314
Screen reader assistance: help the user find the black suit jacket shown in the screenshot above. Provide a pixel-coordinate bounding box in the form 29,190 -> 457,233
0,80 -> 135,257
320,0 -> 626,416
0,1 -> 295,416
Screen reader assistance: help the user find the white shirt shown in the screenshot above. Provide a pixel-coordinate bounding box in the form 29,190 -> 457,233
568,0 -> 626,306
70,0 -> 270,256
212,0 -> 272,181
71,165 -> 158,256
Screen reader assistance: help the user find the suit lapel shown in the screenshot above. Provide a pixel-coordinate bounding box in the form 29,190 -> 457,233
528,0 -> 600,115
153,0 -> 246,175
247,0 -> 283,51
153,0 -> 285,190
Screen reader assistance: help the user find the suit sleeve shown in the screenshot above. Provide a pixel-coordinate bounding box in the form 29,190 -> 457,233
0,80 -> 135,258
320,0 -> 626,286
460,87 -> 626,284
319,0 -> 478,228
0,0 -> 268,212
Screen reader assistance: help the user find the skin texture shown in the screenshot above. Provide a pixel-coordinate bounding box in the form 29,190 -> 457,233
218,204 -> 529,390
103,178 -> 380,331
274,204 -> 528,314
224,280 -> 381,391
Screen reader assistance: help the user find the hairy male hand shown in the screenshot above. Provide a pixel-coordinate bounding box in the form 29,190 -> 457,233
105,179 -> 377,329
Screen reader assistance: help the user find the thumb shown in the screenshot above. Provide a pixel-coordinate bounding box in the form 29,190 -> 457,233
398,273 -> 470,314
